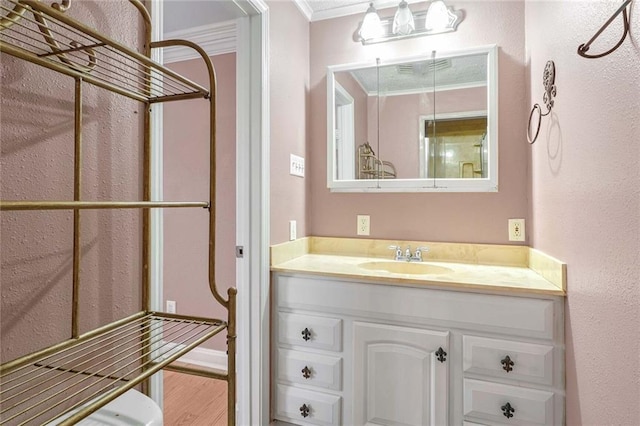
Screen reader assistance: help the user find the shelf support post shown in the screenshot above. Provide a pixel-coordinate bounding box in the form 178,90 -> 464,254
72,77 -> 82,339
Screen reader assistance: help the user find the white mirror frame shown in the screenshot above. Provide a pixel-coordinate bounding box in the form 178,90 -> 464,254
326,45 -> 498,192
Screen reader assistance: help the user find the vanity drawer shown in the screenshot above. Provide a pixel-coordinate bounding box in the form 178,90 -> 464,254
464,379 -> 555,426
278,348 -> 342,391
278,312 -> 342,352
463,335 -> 554,385
275,384 -> 341,426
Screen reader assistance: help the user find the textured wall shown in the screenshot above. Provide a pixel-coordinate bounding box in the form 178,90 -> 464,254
163,53 -> 236,352
0,1 -> 144,362
269,0 -> 310,244
525,1 -> 640,424
308,1 -> 528,244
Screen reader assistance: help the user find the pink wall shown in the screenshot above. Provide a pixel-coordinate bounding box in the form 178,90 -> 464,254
309,1 -> 528,244
163,53 -> 236,351
269,0 -> 310,244
0,2 -> 144,362
525,1 -> 640,424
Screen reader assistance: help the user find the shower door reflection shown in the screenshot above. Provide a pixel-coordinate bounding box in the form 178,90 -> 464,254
420,115 -> 488,179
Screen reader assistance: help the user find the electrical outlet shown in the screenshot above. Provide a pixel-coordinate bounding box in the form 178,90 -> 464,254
357,215 -> 370,236
290,154 -> 305,177
289,220 -> 297,241
166,300 -> 176,314
508,219 -> 526,242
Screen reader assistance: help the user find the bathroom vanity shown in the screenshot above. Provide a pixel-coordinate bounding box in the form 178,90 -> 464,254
270,238 -> 565,426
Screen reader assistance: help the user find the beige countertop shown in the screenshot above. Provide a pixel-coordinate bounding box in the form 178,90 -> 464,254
270,237 -> 566,297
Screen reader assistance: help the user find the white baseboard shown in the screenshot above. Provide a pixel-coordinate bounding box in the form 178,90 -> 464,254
163,342 -> 228,373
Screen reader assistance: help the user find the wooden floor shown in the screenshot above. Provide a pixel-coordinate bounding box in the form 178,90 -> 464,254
163,370 -> 227,425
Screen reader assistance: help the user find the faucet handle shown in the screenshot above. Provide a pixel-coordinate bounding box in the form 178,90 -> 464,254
415,246 -> 430,260
388,245 -> 403,260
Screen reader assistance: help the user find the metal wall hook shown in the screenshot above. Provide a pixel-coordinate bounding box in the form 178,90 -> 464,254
577,0 -> 633,59
527,60 -> 557,144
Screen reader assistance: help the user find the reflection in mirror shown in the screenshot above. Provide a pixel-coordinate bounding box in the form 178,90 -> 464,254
327,45 -> 498,192
420,114 -> 488,179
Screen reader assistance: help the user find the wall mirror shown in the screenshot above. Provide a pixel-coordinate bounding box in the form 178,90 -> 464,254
327,45 -> 498,192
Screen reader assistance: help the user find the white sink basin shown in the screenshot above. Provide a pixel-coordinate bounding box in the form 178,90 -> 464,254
358,261 -> 453,275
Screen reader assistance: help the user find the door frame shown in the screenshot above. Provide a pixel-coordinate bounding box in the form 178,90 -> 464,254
334,82 -> 355,180
149,1 -> 270,424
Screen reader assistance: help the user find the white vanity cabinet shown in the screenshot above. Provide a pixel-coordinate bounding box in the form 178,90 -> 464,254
271,273 -> 565,426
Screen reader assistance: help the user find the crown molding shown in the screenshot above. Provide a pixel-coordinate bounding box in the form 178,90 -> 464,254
291,0 -> 420,23
162,21 -> 237,64
292,0 -> 313,21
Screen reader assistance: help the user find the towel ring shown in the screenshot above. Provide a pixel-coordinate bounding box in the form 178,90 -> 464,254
527,60 -> 556,144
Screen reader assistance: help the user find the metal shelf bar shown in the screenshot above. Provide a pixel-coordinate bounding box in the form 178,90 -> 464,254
0,201 -> 209,211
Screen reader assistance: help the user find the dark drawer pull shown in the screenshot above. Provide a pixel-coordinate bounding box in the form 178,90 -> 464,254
300,403 -> 310,418
302,327 -> 311,341
501,402 -> 515,419
302,365 -> 312,379
501,355 -> 515,372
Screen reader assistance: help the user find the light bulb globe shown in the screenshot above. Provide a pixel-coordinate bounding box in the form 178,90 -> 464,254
359,3 -> 384,40
392,0 -> 415,35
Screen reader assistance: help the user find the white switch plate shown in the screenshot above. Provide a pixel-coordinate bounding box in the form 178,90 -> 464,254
290,154 -> 305,177
508,218 -> 526,242
166,300 -> 176,314
357,215 -> 370,236
289,220 -> 297,241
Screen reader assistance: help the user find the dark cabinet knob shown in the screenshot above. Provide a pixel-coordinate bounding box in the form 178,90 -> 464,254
302,327 -> 311,341
501,402 -> 515,419
501,355 -> 515,372
435,347 -> 447,363
300,403 -> 310,418
302,365 -> 312,379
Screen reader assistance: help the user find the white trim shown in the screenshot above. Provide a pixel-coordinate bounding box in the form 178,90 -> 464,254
163,21 -> 237,63
309,0 -> 401,22
334,83 -> 355,181
234,1 -> 270,425
162,343 -> 228,372
255,6 -> 271,425
235,15 -> 252,426
149,0 -> 164,409
292,0 -> 313,21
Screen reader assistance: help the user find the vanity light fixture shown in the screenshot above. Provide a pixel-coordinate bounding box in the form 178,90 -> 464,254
357,0 -> 464,45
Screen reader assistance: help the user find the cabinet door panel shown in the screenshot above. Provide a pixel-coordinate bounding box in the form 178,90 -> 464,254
353,322 -> 449,426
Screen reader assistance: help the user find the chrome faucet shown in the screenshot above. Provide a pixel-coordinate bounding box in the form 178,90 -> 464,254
388,245 -> 430,262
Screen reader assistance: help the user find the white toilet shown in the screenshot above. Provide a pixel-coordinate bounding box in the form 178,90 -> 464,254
49,389 -> 163,426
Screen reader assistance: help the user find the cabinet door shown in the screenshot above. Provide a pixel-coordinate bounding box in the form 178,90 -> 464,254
353,322 -> 449,426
